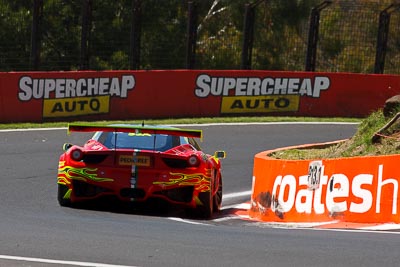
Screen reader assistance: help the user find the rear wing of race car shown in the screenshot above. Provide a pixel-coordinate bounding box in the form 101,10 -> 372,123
67,123 -> 203,139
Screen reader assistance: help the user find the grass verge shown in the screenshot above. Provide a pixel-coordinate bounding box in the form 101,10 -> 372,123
0,116 -> 360,130
271,110 -> 400,159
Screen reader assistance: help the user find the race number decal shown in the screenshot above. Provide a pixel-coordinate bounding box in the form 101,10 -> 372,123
307,160 -> 323,190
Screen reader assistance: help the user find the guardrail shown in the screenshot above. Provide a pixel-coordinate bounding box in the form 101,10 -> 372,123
0,70 -> 399,123
250,141 -> 400,223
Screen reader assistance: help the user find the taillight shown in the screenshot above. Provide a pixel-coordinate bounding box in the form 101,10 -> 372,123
70,149 -> 83,161
187,155 -> 200,167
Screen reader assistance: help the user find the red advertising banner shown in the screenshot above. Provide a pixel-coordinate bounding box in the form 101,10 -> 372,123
250,143 -> 400,223
0,70 -> 399,122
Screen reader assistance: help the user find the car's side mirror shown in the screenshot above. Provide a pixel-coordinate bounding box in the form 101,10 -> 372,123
214,151 -> 226,159
63,143 -> 73,151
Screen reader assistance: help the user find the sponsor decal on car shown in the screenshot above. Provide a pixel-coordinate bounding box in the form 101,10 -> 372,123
18,75 -> 135,118
119,155 -> 151,167
58,161 -> 114,183
194,74 -> 330,114
154,172 -> 212,192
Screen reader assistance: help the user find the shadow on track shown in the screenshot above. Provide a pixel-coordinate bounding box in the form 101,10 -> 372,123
61,196 -> 247,222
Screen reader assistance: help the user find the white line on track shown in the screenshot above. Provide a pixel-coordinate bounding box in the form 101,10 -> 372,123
222,190 -> 252,200
251,220 -> 341,229
222,202 -> 251,210
0,121 -> 359,133
166,190 -> 251,225
0,255 -> 138,267
171,122 -> 359,127
359,223 -> 400,231
0,127 -> 66,132
167,217 -> 211,226
305,227 -> 400,235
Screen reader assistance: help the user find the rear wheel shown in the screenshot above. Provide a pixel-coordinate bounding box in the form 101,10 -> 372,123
57,184 -> 72,207
213,173 -> 222,212
195,190 -> 213,219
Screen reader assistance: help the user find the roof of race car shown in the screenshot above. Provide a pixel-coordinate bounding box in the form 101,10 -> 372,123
67,123 -> 203,139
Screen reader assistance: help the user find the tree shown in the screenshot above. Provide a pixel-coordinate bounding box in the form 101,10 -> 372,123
0,1 -> 31,71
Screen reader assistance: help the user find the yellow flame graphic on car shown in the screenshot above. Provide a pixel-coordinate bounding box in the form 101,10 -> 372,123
153,172 -> 211,192
57,161 -> 114,184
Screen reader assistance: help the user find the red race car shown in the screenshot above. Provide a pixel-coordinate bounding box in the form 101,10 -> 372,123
57,123 -> 226,218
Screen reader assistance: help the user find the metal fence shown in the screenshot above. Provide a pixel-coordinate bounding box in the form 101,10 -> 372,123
313,1 -> 400,74
2,0 -> 400,74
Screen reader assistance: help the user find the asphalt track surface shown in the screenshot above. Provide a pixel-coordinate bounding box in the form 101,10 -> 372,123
1,123 -> 400,267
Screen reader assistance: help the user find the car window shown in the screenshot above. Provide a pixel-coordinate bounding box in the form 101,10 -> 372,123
187,137 -> 201,150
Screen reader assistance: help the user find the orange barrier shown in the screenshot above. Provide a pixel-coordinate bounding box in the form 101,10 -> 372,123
250,141 -> 400,223
0,70 -> 399,122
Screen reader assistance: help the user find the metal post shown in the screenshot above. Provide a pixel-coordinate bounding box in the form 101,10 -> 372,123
186,1 -> 197,69
374,4 -> 400,74
80,0 -> 92,70
240,3 -> 255,70
305,1 -> 332,72
240,0 -> 265,70
30,0 -> 43,70
130,0 -> 142,70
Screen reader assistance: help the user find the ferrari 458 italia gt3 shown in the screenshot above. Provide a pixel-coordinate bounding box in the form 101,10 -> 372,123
57,124 -> 226,218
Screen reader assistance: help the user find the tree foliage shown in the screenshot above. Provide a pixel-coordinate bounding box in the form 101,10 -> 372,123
0,1 -> 31,71
1,0 -> 399,73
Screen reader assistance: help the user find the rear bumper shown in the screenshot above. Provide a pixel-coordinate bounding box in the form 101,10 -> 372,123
57,161 -> 212,208
60,179 -> 198,207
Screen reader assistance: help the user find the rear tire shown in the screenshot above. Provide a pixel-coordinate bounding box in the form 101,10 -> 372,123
57,184 -> 72,207
213,174 -> 222,212
195,190 -> 213,219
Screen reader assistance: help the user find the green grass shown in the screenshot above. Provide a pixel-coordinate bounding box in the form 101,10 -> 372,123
0,116 -> 360,130
8,114 -> 394,159
271,110 -> 400,159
